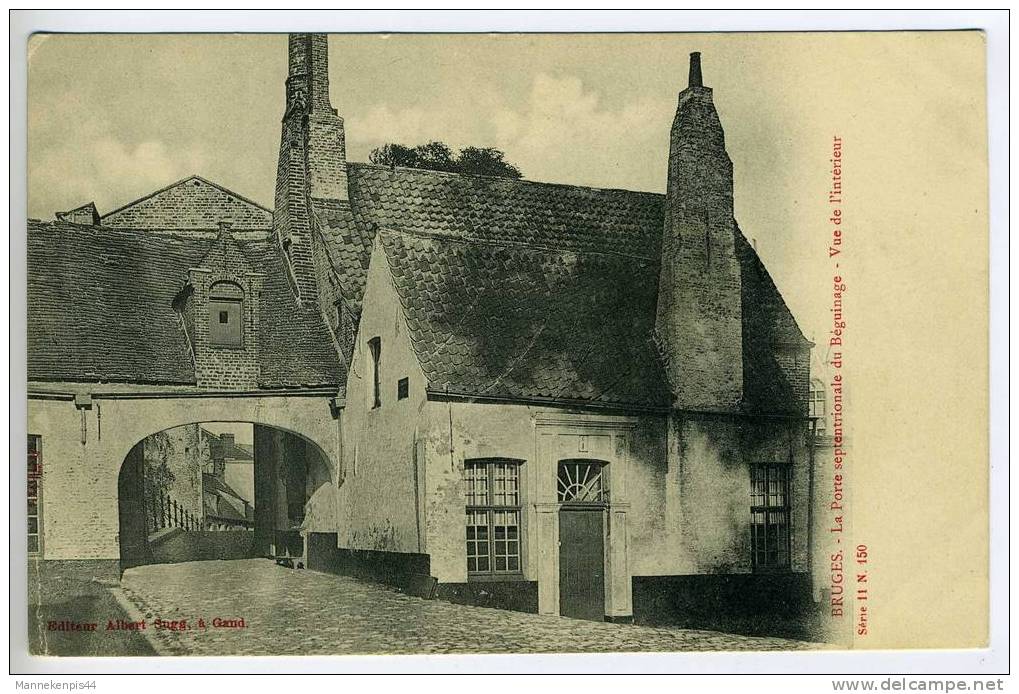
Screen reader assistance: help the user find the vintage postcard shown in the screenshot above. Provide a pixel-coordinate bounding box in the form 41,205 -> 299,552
21,27 -> 991,662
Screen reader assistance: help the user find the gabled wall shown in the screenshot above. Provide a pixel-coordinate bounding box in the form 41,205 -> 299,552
101,176 -> 272,231
337,239 -> 429,554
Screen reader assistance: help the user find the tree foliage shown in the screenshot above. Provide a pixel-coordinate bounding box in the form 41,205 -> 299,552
369,141 -> 522,179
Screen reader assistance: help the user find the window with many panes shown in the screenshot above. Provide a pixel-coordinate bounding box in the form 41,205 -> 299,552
809,381 -> 826,436
465,459 -> 522,576
28,435 -> 42,555
751,463 -> 791,571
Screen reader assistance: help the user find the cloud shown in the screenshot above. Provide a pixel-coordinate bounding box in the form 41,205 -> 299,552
347,104 -> 430,149
29,136 -> 208,218
343,73 -> 674,193
490,73 -> 673,191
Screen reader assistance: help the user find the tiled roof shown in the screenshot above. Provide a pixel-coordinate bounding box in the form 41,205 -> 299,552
736,228 -> 807,415
380,229 -> 671,409
312,197 -> 372,318
249,241 -> 344,389
348,164 -> 662,258
325,164 -> 806,411
28,221 -> 200,384
313,164 -> 665,322
101,175 -> 273,231
27,220 -> 343,388
202,473 -> 247,505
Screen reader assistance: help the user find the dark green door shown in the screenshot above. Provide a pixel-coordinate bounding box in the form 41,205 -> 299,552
558,507 -> 605,621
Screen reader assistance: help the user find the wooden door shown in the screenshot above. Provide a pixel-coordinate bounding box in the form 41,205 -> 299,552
118,442 -> 153,571
558,507 -> 605,621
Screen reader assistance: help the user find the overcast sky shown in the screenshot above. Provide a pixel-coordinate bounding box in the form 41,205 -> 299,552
26,32 -> 985,349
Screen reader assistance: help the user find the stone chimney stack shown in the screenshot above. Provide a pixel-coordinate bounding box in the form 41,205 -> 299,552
655,52 -> 743,411
274,33 -> 348,302
688,51 -> 702,88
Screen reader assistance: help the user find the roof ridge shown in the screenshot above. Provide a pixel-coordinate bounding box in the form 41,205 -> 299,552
30,219 -> 274,246
348,161 -> 665,199
100,174 -> 273,220
377,225 -> 657,262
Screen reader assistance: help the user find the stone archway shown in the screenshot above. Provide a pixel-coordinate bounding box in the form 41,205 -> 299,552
115,415 -> 337,573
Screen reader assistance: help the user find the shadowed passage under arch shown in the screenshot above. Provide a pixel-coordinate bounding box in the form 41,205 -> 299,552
117,421 -> 333,572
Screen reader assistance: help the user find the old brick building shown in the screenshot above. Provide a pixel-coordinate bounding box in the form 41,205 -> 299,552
27,34 -> 815,633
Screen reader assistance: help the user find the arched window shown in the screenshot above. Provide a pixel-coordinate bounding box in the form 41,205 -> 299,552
209,281 -> 244,347
557,459 -> 608,504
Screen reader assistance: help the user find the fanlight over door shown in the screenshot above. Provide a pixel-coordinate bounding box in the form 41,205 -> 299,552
556,459 -> 608,621
557,460 -> 607,504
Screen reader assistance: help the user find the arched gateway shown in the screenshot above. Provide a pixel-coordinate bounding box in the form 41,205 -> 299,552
117,416 -> 335,572
28,391 -> 341,583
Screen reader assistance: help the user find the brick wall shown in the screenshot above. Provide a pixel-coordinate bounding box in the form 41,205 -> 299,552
55,202 -> 99,226
657,80 -> 743,411
307,115 -> 349,202
184,267 -> 264,390
102,177 -> 272,230
274,32 -> 348,305
274,118 -> 318,302
275,30 -> 350,305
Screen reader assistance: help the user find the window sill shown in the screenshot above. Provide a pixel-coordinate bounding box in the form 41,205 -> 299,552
467,572 -> 528,583
751,567 -> 795,575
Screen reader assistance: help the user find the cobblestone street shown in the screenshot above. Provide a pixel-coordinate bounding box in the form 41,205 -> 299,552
120,559 -> 822,655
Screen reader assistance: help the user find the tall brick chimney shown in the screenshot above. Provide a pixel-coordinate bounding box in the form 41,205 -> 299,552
656,52 -> 743,411
274,33 -> 348,302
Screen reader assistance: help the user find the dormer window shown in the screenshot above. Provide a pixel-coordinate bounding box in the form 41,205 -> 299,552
209,281 -> 244,347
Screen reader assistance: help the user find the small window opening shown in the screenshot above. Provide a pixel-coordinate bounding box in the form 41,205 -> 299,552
210,281 -> 243,348
397,378 -> 409,400
368,337 -> 381,409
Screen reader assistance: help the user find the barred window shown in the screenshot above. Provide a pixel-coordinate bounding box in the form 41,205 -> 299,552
465,459 -> 522,576
751,463 -> 791,571
28,435 -> 42,555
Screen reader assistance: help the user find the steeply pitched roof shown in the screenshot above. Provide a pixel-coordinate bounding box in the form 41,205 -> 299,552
380,229 -> 671,409
202,473 -> 247,504
348,163 -> 663,256
313,163 -> 663,321
28,221 -> 199,384
311,196 -> 372,318
27,220 -> 343,388
323,164 -> 807,412
101,175 -> 273,231
737,228 -> 807,415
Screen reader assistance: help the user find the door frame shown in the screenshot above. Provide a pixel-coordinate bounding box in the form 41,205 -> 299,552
532,413 -> 637,621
